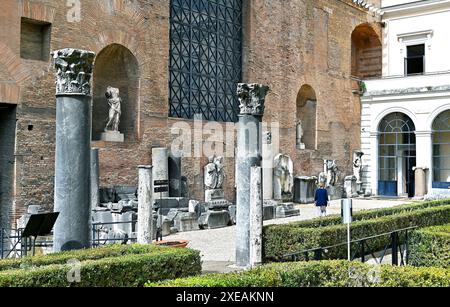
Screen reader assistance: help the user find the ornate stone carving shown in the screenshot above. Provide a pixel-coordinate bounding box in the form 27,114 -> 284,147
325,159 -> 339,187
204,155 -> 225,190
237,83 -> 269,116
105,86 -> 122,132
214,156 -> 225,190
52,48 -> 95,96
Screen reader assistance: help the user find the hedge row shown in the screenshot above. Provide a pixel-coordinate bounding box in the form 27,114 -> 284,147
0,245 -> 201,287
409,224 -> 450,268
0,244 -> 163,271
263,204 -> 450,261
147,260 -> 450,288
286,199 -> 450,229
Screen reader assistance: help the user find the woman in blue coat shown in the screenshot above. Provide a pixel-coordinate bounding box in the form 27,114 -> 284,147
315,183 -> 329,217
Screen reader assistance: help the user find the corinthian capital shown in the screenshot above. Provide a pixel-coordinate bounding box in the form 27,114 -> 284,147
52,48 -> 96,96
237,83 -> 269,116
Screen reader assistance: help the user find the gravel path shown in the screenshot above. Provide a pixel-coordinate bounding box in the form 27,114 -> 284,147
168,198 -> 413,263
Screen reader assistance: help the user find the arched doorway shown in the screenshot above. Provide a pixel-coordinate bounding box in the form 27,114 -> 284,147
92,44 -> 140,141
296,85 -> 317,150
351,23 -> 382,79
432,110 -> 450,188
378,113 -> 416,197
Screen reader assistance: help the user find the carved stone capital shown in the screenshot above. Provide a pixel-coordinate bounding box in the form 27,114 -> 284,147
237,83 -> 269,116
52,48 -> 96,96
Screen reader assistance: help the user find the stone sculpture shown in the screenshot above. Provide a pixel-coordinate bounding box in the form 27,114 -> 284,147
353,150 -> 364,183
296,120 -> 305,150
273,154 -> 294,201
204,156 -> 218,190
105,86 -> 122,132
214,156 -> 225,190
325,159 -> 339,187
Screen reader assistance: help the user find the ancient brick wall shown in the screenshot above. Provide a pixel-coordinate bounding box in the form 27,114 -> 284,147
0,0 -> 380,225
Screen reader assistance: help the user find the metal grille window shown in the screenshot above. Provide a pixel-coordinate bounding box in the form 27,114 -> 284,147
169,0 -> 243,122
433,110 -> 450,187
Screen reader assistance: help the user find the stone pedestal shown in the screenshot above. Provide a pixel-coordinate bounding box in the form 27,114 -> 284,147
199,210 -> 231,229
344,175 -> 358,198
137,166 -> 154,244
327,185 -> 344,200
101,131 -> 124,143
152,148 -> 169,197
294,176 -> 317,204
205,189 -> 225,202
235,83 -> 268,268
276,203 -> 300,218
52,48 -> 95,252
414,167 -> 428,199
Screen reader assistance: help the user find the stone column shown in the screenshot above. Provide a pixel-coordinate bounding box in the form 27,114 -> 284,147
90,149 -> 100,210
250,166 -> 263,267
52,48 -> 95,252
138,166 -> 154,244
414,167 -> 428,199
152,148 -> 169,198
236,83 -> 269,268
262,132 -> 274,200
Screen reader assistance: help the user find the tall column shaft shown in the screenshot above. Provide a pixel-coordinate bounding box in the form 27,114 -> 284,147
138,166 -> 154,244
152,148 -> 169,198
90,149 -> 100,210
236,115 -> 262,267
52,48 -> 95,252
250,166 -> 263,267
235,83 -> 269,268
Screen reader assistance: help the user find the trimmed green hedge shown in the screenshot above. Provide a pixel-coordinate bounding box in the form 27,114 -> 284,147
0,245 -> 201,287
282,199 -> 450,230
263,203 -> 450,261
0,244 -> 163,271
147,260 -> 450,288
409,224 -> 450,268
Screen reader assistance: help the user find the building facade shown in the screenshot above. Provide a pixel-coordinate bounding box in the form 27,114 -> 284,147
0,0 -> 381,229
361,0 -> 450,197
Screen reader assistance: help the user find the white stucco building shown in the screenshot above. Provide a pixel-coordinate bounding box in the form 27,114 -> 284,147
360,0 -> 450,198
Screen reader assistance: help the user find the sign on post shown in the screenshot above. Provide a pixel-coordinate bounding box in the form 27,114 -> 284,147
154,180 -> 169,242
341,199 -> 353,261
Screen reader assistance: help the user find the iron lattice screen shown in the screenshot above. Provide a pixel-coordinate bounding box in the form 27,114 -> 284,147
169,0 -> 242,122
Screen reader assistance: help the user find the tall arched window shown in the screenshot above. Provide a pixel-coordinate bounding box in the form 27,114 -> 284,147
351,23 -> 382,79
169,0 -> 243,122
378,113 -> 416,197
432,110 -> 450,188
296,85 -> 317,150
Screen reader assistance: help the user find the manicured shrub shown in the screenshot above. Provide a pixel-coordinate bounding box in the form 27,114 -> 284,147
409,224 -> 450,268
147,260 -> 450,288
285,199 -> 450,230
0,244 -> 162,271
263,204 -> 450,261
0,245 -> 201,287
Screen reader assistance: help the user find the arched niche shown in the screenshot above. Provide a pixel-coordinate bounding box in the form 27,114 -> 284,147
296,85 -> 317,150
92,44 -> 140,142
351,23 -> 382,79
